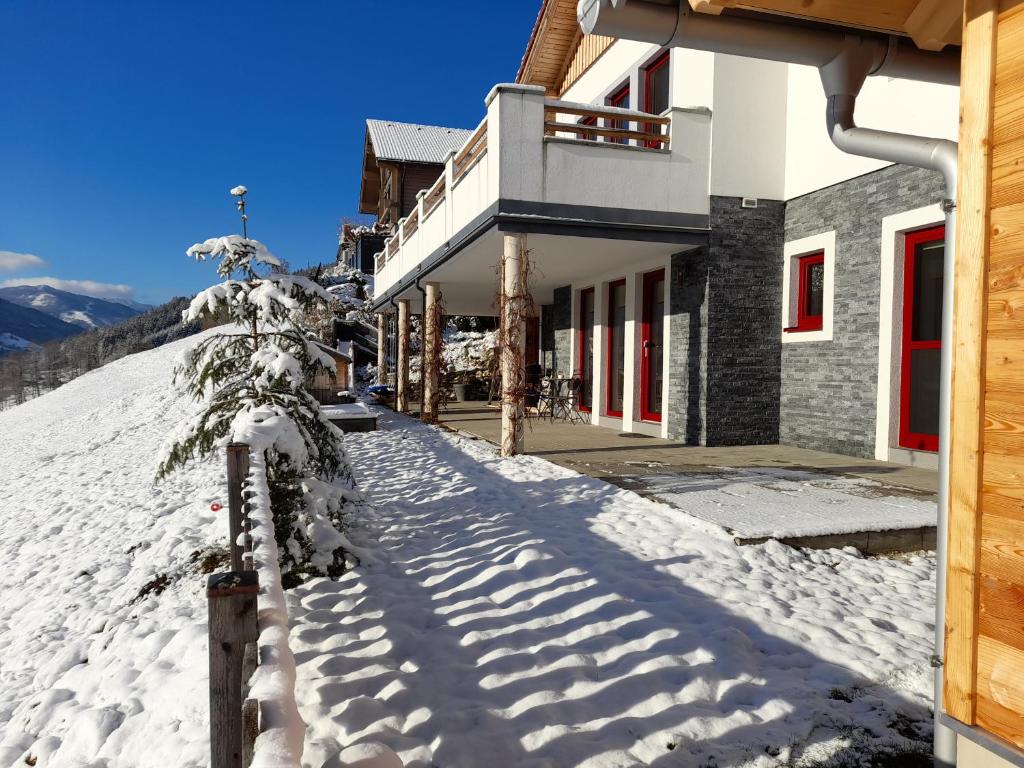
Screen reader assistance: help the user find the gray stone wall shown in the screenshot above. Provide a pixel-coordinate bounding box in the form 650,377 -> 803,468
667,196 -> 785,445
548,285 -> 572,376
780,164 -> 945,458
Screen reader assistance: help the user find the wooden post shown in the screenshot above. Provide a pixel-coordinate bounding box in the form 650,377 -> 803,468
944,0 -> 1024,751
501,233 -> 527,457
397,299 -> 410,413
208,571 -> 259,768
376,313 -> 388,385
422,283 -> 442,423
226,444 -> 249,572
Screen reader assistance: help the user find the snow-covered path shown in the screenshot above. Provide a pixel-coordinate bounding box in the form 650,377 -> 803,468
293,413 -> 938,768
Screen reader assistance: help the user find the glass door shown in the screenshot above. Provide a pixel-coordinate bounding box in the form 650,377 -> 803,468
899,225 -> 945,452
640,269 -> 665,422
578,288 -> 595,411
606,279 -> 627,417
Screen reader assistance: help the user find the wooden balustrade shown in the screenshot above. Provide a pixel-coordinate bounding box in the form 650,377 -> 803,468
402,209 -> 419,239
374,251 -> 385,274
386,235 -> 398,261
543,100 -> 670,149
423,174 -> 446,218
453,121 -> 488,183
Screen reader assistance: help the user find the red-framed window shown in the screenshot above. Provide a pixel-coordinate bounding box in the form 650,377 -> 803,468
642,50 -> 670,147
899,225 -> 945,453
606,278 -> 627,417
578,115 -> 597,142
785,251 -> 825,333
605,82 -> 630,144
578,287 -> 595,412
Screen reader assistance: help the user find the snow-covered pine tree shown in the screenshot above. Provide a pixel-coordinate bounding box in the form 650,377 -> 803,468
157,191 -> 357,586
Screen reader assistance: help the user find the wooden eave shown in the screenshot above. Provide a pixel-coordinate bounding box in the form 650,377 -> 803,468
358,132 -> 379,216
689,0 -> 962,50
517,0 -> 610,95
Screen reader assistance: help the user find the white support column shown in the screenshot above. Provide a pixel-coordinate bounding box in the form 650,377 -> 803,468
422,283 -> 442,424
501,233 -> 528,457
396,300 -> 410,413
376,313 -> 388,385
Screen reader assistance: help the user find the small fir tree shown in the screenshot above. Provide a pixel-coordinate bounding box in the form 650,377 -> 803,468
158,186 -> 356,585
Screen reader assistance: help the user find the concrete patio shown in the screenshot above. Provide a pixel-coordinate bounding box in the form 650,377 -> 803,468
433,400 -> 938,553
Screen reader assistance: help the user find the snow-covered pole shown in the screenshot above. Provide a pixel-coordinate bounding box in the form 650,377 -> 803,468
230,185 -> 260,356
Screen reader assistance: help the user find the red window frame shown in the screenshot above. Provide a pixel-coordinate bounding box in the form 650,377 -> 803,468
606,278 -> 626,417
898,224 -> 945,453
639,269 -> 665,423
578,115 -> 597,142
642,50 -> 670,148
577,287 -> 595,412
785,251 -> 825,333
605,83 -> 630,144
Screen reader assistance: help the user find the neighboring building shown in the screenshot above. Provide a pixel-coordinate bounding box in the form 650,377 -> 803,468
358,119 -> 473,230
337,222 -> 386,274
366,0 -> 958,471
308,340 -> 352,404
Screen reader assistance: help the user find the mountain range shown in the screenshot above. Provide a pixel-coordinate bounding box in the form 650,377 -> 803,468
0,286 -> 150,353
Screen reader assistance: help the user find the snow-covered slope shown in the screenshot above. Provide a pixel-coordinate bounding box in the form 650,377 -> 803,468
0,330 -> 224,767
0,285 -> 141,330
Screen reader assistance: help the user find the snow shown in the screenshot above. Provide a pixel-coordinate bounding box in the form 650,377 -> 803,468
59,310 -> 98,328
0,332 -> 37,352
320,403 -> 373,420
292,411 -> 938,767
0,330 -> 229,767
634,469 -> 936,539
246,453 -> 304,768
230,185 -> 248,196
0,324 -> 940,768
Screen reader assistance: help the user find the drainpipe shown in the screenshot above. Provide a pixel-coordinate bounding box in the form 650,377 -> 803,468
578,1 -> 959,764
823,57 -> 958,768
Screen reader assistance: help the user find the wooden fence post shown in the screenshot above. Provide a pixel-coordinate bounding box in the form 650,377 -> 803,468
226,443 -> 250,571
208,571 -> 259,768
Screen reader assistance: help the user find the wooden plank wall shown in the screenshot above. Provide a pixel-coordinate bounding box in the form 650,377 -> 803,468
945,0 -> 1024,750
558,34 -> 614,95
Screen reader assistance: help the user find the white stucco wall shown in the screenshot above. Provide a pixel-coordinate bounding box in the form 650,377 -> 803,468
709,54 -> 789,200
783,64 -> 960,200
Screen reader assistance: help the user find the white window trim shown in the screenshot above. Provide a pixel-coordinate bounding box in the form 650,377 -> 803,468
781,231 -> 835,344
873,203 -> 945,463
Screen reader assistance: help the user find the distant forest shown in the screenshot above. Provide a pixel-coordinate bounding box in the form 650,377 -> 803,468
0,298 -> 201,409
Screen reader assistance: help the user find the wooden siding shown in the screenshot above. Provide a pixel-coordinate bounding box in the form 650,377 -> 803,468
518,0 -> 615,94
945,0 -> 1024,751
559,34 -> 615,95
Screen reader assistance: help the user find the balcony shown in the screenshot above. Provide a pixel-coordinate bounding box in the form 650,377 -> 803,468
372,83 -> 712,307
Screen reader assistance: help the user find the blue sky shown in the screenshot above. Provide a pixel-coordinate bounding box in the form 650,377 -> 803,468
0,2 -> 535,306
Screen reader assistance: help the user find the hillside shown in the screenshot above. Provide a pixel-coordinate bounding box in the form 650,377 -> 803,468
0,285 -> 142,330
0,297 -> 81,351
0,330 -> 223,767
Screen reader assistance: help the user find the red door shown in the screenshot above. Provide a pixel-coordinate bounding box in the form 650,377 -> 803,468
640,269 -> 665,422
899,225 -> 945,452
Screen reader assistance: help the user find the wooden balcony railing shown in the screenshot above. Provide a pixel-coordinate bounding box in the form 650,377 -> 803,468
543,99 -> 670,149
423,174 -> 446,219
453,121 -> 488,183
374,251 -> 385,273
402,209 -> 419,239
386,234 -> 399,261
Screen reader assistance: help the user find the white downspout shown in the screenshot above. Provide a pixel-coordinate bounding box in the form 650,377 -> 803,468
579,1 -> 960,764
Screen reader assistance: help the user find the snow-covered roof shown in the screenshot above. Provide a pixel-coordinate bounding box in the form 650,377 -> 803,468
365,119 -> 473,165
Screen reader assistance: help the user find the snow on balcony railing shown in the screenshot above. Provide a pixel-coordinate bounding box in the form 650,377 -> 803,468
543,98 -> 671,149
